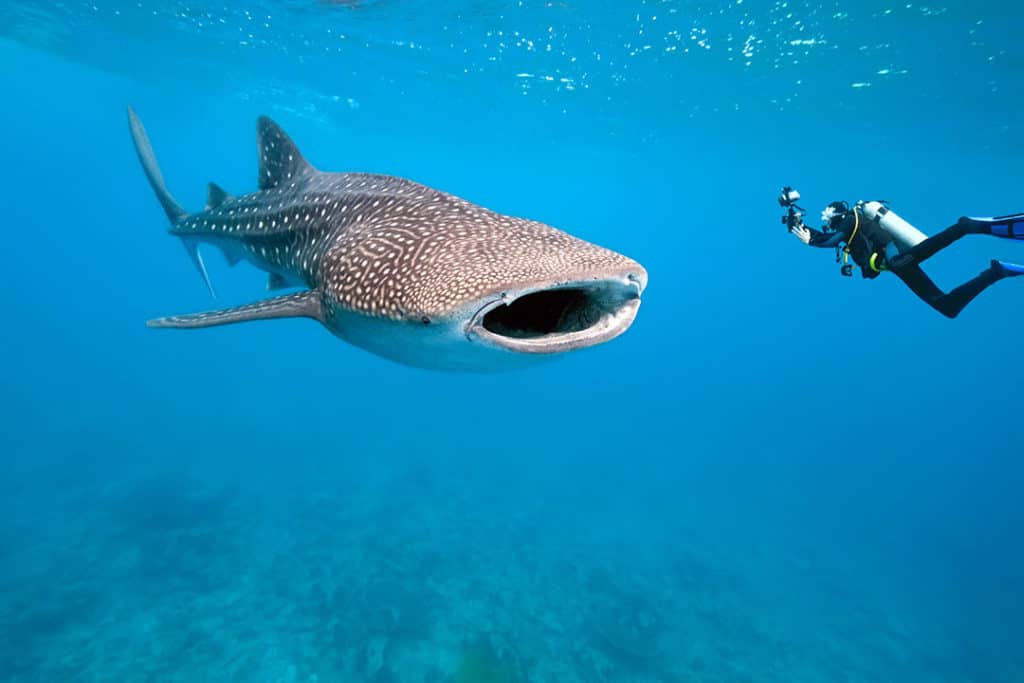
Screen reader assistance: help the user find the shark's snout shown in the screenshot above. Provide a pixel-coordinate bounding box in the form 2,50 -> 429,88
467,268 -> 646,355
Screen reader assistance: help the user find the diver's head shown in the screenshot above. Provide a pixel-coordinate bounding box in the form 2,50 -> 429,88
820,200 -> 849,231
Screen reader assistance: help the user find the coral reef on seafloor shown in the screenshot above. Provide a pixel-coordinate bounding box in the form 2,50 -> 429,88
454,640 -> 523,683
0,458 -> 973,683
589,598 -> 665,665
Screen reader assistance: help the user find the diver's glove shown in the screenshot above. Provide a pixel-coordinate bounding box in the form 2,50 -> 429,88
790,224 -> 811,245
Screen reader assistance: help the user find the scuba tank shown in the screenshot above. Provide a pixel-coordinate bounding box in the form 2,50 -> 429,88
857,200 -> 928,252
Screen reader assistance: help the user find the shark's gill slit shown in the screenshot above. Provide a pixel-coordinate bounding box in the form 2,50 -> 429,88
480,283 -> 636,339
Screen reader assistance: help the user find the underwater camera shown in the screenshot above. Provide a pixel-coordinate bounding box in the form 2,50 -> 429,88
778,186 -> 805,231
777,186 -> 801,208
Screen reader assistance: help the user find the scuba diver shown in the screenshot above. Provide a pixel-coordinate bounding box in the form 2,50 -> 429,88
779,186 -> 1024,318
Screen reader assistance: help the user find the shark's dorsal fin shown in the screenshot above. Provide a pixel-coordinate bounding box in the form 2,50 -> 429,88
147,291 -> 322,329
206,182 -> 232,209
257,116 -> 314,190
267,273 -> 290,291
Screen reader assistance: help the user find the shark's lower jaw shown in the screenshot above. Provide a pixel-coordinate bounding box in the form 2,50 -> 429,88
467,275 -> 644,355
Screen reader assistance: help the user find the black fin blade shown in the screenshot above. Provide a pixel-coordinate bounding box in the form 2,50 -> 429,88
257,116 -> 314,190
206,182 -> 232,209
147,291 -> 322,329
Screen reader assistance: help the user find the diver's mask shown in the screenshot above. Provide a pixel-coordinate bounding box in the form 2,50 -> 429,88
821,205 -> 838,227
820,200 -> 849,232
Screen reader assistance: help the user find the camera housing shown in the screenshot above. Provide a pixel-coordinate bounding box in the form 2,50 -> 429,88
779,186 -> 805,231
781,211 -> 803,227
778,186 -> 801,208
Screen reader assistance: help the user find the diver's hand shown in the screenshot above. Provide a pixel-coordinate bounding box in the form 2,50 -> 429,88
790,224 -> 811,244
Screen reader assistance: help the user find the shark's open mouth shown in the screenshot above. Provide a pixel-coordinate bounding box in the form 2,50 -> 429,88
468,275 -> 644,354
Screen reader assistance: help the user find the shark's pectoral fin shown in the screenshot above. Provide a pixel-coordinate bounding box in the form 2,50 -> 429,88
147,291 -> 322,329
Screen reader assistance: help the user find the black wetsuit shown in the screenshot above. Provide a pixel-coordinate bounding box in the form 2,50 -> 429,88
804,210 -> 1004,319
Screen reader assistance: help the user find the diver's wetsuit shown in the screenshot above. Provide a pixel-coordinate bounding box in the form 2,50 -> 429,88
803,209 -> 1022,319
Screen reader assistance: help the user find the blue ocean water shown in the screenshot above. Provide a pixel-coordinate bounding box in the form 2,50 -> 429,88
1,1 -> 1022,680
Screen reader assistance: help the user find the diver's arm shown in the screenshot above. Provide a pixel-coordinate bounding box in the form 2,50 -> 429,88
807,228 -> 845,248
790,224 -> 845,248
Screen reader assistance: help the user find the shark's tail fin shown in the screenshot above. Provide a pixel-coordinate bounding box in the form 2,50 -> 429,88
127,106 -> 215,297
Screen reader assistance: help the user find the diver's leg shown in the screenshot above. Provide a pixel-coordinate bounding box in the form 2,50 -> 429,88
893,218 -> 988,267
888,214 -> 1024,268
991,259 -> 1024,277
891,262 -> 1007,319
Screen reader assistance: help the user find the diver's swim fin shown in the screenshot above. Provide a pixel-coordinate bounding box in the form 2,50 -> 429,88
991,259 -> 1024,277
966,214 -> 1024,239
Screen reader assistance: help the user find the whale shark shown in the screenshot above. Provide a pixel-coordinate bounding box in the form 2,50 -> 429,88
128,107 -> 647,371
